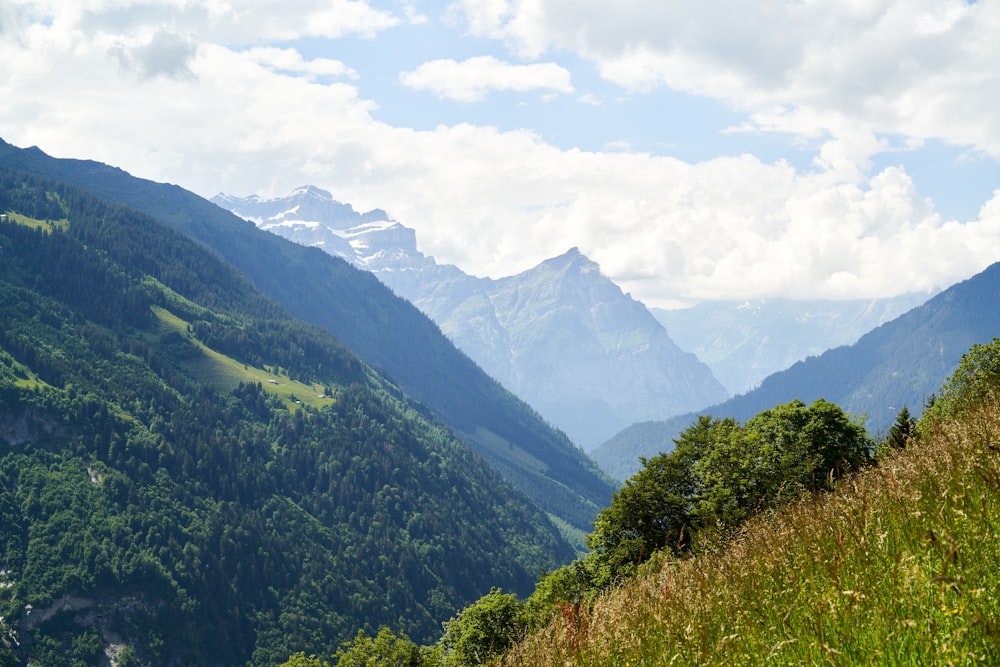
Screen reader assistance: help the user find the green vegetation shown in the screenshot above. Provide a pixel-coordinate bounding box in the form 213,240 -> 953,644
151,305 -> 335,410
0,168 -> 574,665
291,344 -> 1000,667
0,137 -> 616,537
276,398 -> 877,665
496,343 -> 1000,666
2,210 -> 69,233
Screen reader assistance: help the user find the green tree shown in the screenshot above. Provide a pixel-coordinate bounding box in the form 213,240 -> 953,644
587,400 -> 871,585
276,652 -> 332,667
437,588 -> 526,666
924,338 -> 1000,423
587,416 -> 737,584
522,560 -> 593,631
882,405 -> 916,453
696,400 -> 871,531
332,628 -> 423,667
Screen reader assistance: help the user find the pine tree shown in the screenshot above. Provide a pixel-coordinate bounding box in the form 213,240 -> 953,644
885,405 -> 916,450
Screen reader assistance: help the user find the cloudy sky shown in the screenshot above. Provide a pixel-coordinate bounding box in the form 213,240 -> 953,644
2,0 -> 999,307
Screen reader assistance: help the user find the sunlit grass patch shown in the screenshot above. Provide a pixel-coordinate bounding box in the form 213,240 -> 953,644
151,305 -> 335,410
3,210 -> 69,233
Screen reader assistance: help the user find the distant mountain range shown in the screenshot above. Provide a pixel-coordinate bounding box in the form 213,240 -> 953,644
593,262 -> 1000,480
653,295 -> 933,395
0,139 -> 615,540
214,187 -> 728,448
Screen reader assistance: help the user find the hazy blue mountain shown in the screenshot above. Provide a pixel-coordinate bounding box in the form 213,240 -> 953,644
215,187 -> 727,449
466,249 -> 728,448
593,262 -> 1000,480
653,295 -> 933,395
0,168 -> 575,663
0,138 -> 615,538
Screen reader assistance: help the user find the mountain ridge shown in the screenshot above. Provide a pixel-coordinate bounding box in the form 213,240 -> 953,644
653,294 -> 934,394
214,186 -> 728,449
0,137 -> 615,537
593,260 -> 1000,480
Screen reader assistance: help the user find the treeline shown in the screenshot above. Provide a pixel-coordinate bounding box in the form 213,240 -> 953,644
190,319 -> 365,387
0,171 -> 572,665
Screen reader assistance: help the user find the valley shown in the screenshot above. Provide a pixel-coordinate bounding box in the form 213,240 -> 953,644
1,139 -> 997,666
0,164 -> 575,663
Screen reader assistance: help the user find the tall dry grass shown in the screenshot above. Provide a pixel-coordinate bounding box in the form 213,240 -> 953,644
501,403 -> 1000,666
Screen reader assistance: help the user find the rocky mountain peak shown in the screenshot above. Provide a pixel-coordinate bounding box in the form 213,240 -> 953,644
214,187 -> 728,449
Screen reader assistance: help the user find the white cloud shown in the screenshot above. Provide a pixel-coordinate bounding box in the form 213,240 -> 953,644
402,1 -> 430,25
112,29 -> 197,80
449,0 -> 1000,157
400,55 -> 573,102
243,47 -> 358,80
24,0 -> 401,43
2,0 -> 1000,309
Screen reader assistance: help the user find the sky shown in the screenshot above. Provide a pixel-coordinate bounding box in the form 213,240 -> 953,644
2,0 -> 1000,308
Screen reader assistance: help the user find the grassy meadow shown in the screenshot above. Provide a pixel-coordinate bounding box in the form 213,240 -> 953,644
152,305 -> 336,410
501,402 -> 1000,666
3,210 -> 69,233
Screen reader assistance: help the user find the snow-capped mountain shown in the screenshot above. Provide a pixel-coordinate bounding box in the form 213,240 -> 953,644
212,185 -> 408,264
213,186 -> 728,449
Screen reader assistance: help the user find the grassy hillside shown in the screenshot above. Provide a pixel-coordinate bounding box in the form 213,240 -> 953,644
502,392 -> 1000,664
150,305 -> 335,410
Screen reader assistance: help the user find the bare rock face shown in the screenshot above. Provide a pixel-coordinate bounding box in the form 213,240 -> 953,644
215,188 -> 727,449
17,593 -> 160,666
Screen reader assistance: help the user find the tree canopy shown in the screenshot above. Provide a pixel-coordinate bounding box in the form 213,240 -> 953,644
586,399 -> 872,586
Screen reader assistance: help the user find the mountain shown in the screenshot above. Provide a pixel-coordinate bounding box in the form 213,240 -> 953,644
0,138 -> 615,538
0,168 -> 575,664
593,261 -> 1000,480
653,295 -> 933,395
214,187 -> 727,449
211,186 -> 399,264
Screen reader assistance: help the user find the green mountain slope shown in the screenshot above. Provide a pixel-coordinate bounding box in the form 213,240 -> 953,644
0,169 -> 574,665
594,261 -> 1000,480
0,138 -> 615,536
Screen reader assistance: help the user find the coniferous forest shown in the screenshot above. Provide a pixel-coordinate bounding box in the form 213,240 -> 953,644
0,169 -> 573,665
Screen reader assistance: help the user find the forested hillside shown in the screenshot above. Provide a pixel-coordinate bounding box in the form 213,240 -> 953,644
0,138 -> 615,538
0,169 -> 574,665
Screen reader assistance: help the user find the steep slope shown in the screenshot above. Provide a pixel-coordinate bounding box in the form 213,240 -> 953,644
593,261 -> 1000,480
502,380 -> 1000,666
653,295 -> 932,394
214,188 -> 727,449
477,249 -> 726,448
0,138 -> 615,536
0,169 -> 574,664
